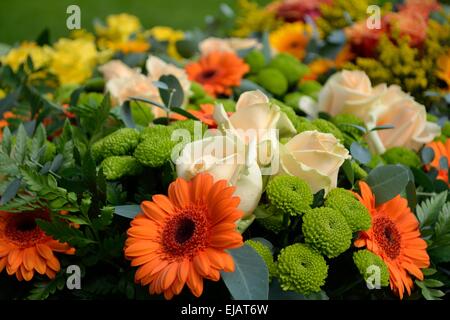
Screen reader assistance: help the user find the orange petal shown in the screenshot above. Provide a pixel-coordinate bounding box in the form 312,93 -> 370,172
162,262 -> 178,291
140,201 -> 167,223
152,195 -> 175,215
168,178 -> 191,208
194,251 -> 211,277
186,268 -> 204,297
7,249 -> 22,272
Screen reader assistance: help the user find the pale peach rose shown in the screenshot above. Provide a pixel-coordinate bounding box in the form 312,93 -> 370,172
317,70 -> 386,117
105,73 -> 159,106
98,60 -> 138,81
280,130 -> 350,194
175,134 -> 263,218
366,86 -> 441,154
199,37 -> 261,56
214,90 -> 295,167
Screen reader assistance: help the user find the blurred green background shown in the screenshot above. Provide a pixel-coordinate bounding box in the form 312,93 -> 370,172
0,0 -> 270,44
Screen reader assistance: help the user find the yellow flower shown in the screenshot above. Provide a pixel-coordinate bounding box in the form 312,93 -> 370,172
437,50 -> 450,90
233,0 -> 281,37
269,23 -> 311,60
0,89 -> 5,99
95,13 -> 142,42
70,29 -> 96,41
101,39 -> 150,54
49,38 -> 100,85
147,26 -> 184,60
0,42 -> 53,71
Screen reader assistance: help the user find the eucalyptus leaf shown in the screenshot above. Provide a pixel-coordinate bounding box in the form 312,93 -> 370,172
366,165 -> 411,205
0,178 -> 22,205
221,244 -> 269,300
114,205 -> 141,219
158,74 -> 184,109
421,147 -> 435,165
350,142 -> 371,164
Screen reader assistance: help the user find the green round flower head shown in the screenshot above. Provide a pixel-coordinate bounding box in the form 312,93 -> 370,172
382,147 -> 421,168
190,81 -> 207,100
134,127 -> 175,167
101,155 -> 143,180
92,128 -> 140,162
311,119 -> 344,142
324,188 -> 371,232
298,80 -> 322,99
284,92 -> 306,109
295,120 -> 318,134
245,239 -> 276,280
256,68 -> 288,96
266,175 -> 313,216
277,104 -> 303,133
256,205 -> 287,234
268,53 -> 309,86
276,243 -> 328,295
140,125 -> 173,141
130,101 -> 154,126
170,119 -> 206,142
353,250 -> 389,287
442,121 -> 450,138
366,154 -> 385,169
244,50 -> 266,74
331,114 -> 365,138
302,207 -> 352,258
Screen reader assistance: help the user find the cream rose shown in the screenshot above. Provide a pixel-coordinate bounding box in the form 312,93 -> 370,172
317,70 -> 386,117
214,90 -> 295,169
199,37 -> 261,56
366,86 -> 441,154
175,134 -> 263,217
280,130 -> 350,194
98,60 -> 138,81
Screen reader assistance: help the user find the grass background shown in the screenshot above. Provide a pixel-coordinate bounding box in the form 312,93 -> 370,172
0,0 -> 270,44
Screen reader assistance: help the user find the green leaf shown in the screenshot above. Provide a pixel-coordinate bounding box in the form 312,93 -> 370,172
12,124 -> 28,164
50,154 -> 64,172
120,101 -> 136,129
220,244 -> 269,300
423,279 -> 444,288
129,96 -> 167,111
417,191 -> 447,228
411,167 -> 434,192
370,124 -> 395,131
366,165 -> 411,205
350,142 -> 371,164
1,126 -> 12,154
421,147 -> 435,165
114,205 -> 140,219
0,178 -> 22,205
158,74 -> 184,109
433,203 -> 450,245
342,159 -> 354,185
57,214 -> 89,225
428,245 -> 450,263
36,218 -> 95,247
92,206 -> 114,230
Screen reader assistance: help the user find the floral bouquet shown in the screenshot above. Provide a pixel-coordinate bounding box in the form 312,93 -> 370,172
0,0 -> 449,302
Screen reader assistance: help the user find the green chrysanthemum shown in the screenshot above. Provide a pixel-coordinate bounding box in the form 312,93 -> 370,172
256,68 -> 288,96
353,250 -> 390,287
311,119 -> 344,142
140,125 -> 173,141
276,243 -> 328,295
324,188 -> 371,232
245,50 -> 266,74
92,128 -> 140,162
101,155 -> 143,180
331,114 -> 366,146
351,161 -> 368,179
298,80 -> 322,99
268,53 -> 309,86
442,122 -> 450,138
302,207 -> 352,258
134,127 -> 174,167
246,240 -> 276,280
382,147 -> 421,168
266,175 -> 313,216
169,119 -> 206,142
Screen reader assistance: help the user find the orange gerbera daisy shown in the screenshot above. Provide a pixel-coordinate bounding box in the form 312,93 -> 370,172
425,139 -> 450,185
354,181 -> 430,299
124,173 -> 244,299
185,51 -> 249,97
0,210 -> 75,281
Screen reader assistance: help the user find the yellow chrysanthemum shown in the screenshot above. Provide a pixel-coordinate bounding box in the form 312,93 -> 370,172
95,13 -> 142,42
147,26 -> 184,60
269,23 -> 311,60
437,50 -> 450,90
0,42 -> 53,71
49,38 -> 100,85
233,0 -> 281,38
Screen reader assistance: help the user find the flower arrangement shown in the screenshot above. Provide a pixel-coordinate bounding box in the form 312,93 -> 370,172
0,1 -> 449,301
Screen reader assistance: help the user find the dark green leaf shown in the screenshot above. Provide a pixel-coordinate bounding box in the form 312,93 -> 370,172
350,142 -> 371,164
366,165 -> 411,205
221,244 -> 269,300
0,178 -> 22,205
411,167 -> 434,192
370,124 -> 395,131
417,191 -> 447,228
158,74 -> 184,109
13,124 -> 28,163
36,28 -> 50,46
1,126 -> 12,154
114,205 -> 141,219
170,107 -> 200,121
50,154 -> 64,172
421,147 -> 435,165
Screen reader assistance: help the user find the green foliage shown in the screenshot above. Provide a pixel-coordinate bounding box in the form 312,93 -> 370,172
415,269 -> 446,300
91,128 -> 140,162
353,250 -> 389,287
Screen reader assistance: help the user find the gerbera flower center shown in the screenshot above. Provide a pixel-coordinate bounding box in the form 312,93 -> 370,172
373,216 -> 401,260
4,211 -> 48,248
198,69 -> 217,81
162,204 -> 209,258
